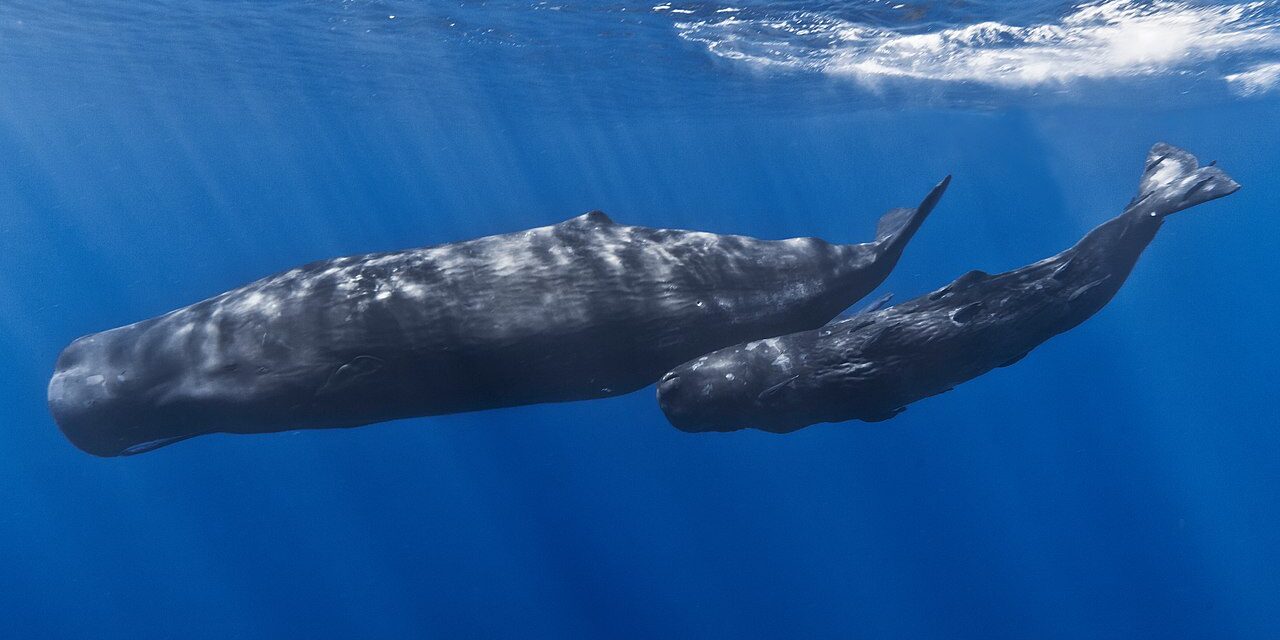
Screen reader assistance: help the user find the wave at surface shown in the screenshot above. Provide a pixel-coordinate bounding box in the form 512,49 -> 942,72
674,0 -> 1280,92
1225,61 -> 1280,91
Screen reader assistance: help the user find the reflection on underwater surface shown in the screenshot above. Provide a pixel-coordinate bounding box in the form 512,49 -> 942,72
677,0 -> 1280,88
2,1 -> 1280,639
6,0 -> 1280,112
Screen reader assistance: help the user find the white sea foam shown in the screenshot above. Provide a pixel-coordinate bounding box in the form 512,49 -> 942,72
1225,60 -> 1280,91
675,1 -> 1280,89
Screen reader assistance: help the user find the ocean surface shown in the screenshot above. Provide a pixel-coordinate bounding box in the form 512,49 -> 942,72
3,1 -> 1279,638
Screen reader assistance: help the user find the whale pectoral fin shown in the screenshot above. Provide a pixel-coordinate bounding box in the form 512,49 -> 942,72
316,355 -> 386,396
857,292 -> 894,315
998,351 -> 1031,368
864,406 -> 906,422
828,293 -> 894,324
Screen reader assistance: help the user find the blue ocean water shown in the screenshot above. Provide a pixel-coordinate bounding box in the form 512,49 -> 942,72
3,1 -> 1279,637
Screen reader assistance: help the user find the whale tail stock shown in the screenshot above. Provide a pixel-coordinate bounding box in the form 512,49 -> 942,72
1131,143 -> 1241,218
873,175 -> 952,254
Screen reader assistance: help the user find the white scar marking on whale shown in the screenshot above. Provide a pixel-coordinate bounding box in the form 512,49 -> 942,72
403,282 -> 428,299
598,238 -> 627,269
1147,158 -> 1184,186
549,245 -> 574,267
168,321 -> 197,352
231,290 -> 283,317
200,322 -> 222,367
363,254 -> 403,268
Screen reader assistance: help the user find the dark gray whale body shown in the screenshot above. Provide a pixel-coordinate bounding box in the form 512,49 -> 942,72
49,179 -> 949,455
658,144 -> 1239,433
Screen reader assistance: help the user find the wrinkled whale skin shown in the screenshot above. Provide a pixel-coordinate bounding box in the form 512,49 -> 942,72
49,179 -> 949,455
658,144 -> 1239,433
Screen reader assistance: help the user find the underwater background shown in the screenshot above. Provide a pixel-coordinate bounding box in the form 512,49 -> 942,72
2,1 -> 1279,638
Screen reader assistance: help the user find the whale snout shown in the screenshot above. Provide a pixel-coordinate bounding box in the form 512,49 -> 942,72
48,336 -> 135,456
48,384 -> 120,457
656,370 -> 704,432
656,367 -> 746,433
47,333 -> 189,457
656,370 -> 681,397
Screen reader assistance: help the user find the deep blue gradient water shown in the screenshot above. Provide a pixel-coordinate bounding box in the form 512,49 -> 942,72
3,2 -> 1280,638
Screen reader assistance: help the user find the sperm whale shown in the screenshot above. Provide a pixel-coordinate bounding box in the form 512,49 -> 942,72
49,179 -> 949,455
657,144 -> 1239,433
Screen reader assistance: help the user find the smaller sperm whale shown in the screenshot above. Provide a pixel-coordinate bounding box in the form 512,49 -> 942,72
657,143 -> 1239,433
49,178 -> 949,456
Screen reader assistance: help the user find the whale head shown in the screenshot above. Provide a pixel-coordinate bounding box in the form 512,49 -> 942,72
47,332 -> 199,457
656,352 -> 777,434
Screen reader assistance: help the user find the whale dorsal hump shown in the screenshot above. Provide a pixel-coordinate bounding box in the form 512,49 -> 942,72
928,270 -> 990,300
564,210 -> 615,227
953,269 -> 990,288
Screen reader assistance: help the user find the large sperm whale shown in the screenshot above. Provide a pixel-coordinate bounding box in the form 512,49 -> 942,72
48,179 -> 949,455
657,144 -> 1238,433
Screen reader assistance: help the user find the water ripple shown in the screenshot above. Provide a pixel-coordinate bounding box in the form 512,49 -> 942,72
675,1 -> 1280,94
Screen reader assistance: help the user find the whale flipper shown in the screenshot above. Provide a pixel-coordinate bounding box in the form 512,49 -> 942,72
865,407 -> 906,422
998,351 -> 1030,368
827,292 -> 894,325
858,292 -> 894,315
1133,143 -> 1240,218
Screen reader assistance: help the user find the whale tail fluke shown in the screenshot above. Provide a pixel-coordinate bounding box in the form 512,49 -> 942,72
874,175 -> 951,251
1132,143 -> 1240,218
